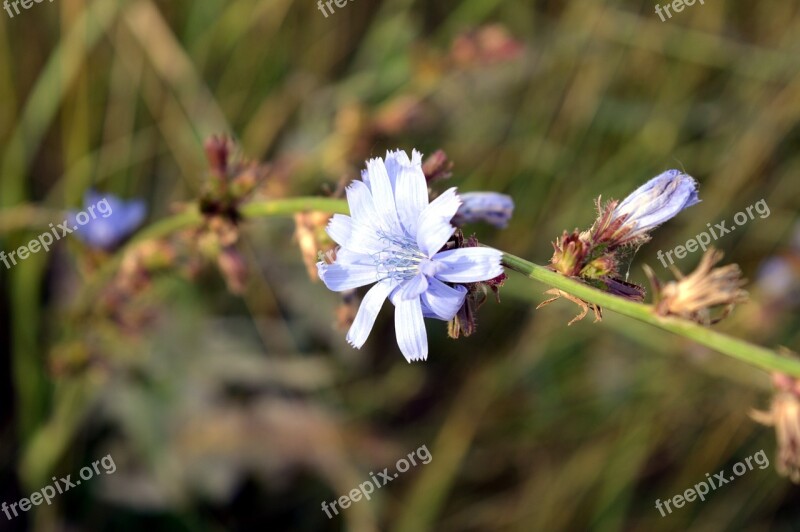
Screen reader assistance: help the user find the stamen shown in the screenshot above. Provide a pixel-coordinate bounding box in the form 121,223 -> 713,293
373,230 -> 428,281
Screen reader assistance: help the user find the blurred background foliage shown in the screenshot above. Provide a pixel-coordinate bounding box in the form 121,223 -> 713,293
1,0 -> 800,530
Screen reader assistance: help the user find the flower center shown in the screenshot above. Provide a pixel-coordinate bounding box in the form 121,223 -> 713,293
373,231 -> 429,281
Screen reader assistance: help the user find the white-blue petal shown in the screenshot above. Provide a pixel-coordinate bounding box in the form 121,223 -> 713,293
365,157 -> 402,234
326,214 -> 354,247
421,278 -> 467,320
346,180 -> 379,226
346,280 -> 394,348
433,247 -> 503,283
395,273 -> 429,301
394,297 -> 428,362
328,215 -> 386,256
318,262 -> 378,291
383,149 -> 411,188
335,249 -> 375,266
393,151 -> 429,235
415,188 -> 461,256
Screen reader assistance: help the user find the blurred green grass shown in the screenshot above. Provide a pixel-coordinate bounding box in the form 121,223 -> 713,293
1,0 -> 799,530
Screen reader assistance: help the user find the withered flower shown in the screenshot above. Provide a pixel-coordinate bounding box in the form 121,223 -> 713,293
645,248 -> 748,324
294,211 -> 335,281
421,149 -> 454,184
751,371 -> 800,483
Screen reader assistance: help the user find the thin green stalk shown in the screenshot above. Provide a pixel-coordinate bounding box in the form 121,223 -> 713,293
12,196 -> 795,379
501,253 -> 800,376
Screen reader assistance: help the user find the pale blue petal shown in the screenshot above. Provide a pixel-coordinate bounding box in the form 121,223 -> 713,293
383,149 -> 411,188
453,192 -> 514,228
416,188 -> 461,256
325,214 -> 354,247
327,215 -> 385,255
346,180 -> 379,226
395,273 -> 429,301
335,249 -> 376,266
365,157 -> 402,234
420,278 -> 467,320
433,247 -> 503,283
318,262 -> 378,291
394,297 -> 428,362
394,150 -> 428,235
73,191 -> 147,250
346,280 -> 394,348
614,170 -> 700,233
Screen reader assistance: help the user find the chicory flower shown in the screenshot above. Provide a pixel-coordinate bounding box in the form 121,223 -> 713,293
69,190 -> 146,251
317,149 -> 504,362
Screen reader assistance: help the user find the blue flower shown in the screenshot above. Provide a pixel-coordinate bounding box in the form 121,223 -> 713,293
69,190 -> 147,251
613,169 -> 700,237
453,192 -> 515,228
317,149 -> 504,362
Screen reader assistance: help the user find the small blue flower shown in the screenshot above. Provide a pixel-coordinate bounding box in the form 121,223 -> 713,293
69,190 -> 146,251
453,192 -> 515,228
318,149 -> 504,362
613,169 -> 700,237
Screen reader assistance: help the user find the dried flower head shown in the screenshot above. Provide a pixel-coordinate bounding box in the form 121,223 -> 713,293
450,24 -> 524,67
548,170 -> 699,311
421,150 -> 454,184
751,371 -> 800,483
294,211 -> 334,281
646,248 -> 748,324
445,233 -> 507,338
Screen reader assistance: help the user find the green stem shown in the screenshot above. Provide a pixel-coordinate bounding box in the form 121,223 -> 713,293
501,253 -> 800,376
17,195 -> 795,377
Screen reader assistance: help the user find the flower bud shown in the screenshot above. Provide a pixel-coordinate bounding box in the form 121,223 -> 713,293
453,192 -> 514,228
611,169 -> 700,244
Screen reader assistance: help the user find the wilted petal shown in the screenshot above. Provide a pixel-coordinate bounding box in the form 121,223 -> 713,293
433,247 -> 503,283
421,278 -> 467,320
416,188 -> 461,256
394,297 -> 428,362
346,280 -> 394,348
318,262 -> 377,291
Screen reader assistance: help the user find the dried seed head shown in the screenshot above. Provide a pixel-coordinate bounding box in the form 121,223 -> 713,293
648,248 -> 748,324
751,371 -> 800,483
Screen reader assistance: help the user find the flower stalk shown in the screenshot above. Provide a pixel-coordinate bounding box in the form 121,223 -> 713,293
501,253 -> 800,376
38,195 -> 796,376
